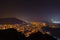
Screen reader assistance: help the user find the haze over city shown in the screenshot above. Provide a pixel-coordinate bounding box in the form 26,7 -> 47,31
0,0 -> 60,23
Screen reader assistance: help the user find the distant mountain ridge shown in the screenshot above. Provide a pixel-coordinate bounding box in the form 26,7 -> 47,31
0,18 -> 25,24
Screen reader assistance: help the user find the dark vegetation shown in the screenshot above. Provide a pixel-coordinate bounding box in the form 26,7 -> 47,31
0,28 -> 57,40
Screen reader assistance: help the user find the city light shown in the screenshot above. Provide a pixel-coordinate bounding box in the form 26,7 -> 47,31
0,22 -> 47,37
51,18 -> 60,23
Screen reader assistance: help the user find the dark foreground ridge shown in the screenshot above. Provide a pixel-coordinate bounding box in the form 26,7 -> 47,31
0,28 -> 57,40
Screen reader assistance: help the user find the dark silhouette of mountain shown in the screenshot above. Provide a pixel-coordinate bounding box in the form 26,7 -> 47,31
0,18 -> 25,24
0,28 -> 26,40
0,28 -> 57,40
28,31 -> 57,40
43,26 -> 60,38
49,28 -> 60,38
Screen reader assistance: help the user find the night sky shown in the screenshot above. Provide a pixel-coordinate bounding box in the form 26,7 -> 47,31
0,0 -> 60,22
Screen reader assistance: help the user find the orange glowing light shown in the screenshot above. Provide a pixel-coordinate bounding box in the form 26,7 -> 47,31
0,22 -> 47,37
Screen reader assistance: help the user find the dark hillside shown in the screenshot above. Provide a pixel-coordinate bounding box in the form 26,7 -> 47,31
0,28 -> 57,40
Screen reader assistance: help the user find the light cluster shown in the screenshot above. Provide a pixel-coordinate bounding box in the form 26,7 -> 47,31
0,22 -> 54,37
